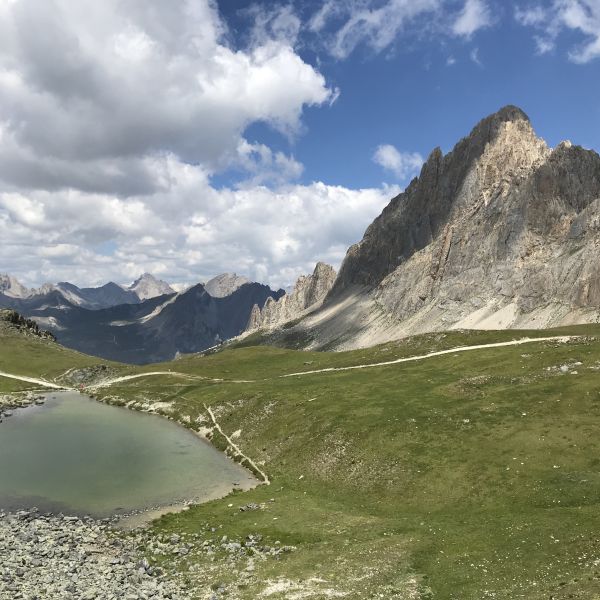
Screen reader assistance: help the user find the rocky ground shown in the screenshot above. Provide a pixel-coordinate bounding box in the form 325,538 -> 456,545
0,509 -> 189,600
0,392 -> 45,421
0,507 -> 298,600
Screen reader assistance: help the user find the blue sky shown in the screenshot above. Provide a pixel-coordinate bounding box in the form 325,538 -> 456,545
0,0 -> 599,289
221,0 -> 600,191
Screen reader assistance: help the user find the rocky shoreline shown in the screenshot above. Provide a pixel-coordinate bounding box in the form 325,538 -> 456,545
1,507 -> 298,600
0,387 -> 277,598
0,509 -> 188,600
0,391 -> 46,421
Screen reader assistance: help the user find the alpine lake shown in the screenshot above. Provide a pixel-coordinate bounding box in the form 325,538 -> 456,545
0,391 -> 257,521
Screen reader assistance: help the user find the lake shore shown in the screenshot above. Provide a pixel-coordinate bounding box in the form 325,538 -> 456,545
0,391 -> 258,529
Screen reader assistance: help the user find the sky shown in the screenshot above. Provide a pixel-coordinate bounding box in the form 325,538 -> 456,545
0,0 -> 599,289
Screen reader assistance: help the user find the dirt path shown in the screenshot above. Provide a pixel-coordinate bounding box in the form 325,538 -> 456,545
204,404 -> 270,485
281,335 -> 577,378
0,371 -> 69,390
0,336 -> 579,392
85,371 -> 196,389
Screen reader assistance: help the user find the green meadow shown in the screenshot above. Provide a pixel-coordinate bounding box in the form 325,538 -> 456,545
2,323 -> 600,599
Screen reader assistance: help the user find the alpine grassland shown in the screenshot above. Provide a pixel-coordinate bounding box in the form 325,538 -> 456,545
2,323 -> 600,598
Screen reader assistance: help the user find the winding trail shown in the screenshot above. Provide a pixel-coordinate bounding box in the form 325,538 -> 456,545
0,336 -> 579,391
204,404 -> 270,485
85,371 -> 193,390
280,335 -> 577,378
0,336 -> 579,392
0,371 -> 69,390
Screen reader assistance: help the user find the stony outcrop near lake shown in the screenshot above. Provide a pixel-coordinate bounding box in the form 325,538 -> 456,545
246,262 -> 336,332
275,106 -> 600,350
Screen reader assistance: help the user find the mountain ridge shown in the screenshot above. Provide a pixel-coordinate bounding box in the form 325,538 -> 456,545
274,105 -> 600,350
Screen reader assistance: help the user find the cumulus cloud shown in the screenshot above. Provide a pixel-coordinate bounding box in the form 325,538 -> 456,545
452,0 -> 493,37
0,0 -> 332,194
234,140 -> 304,187
515,1 -> 600,63
0,162 -> 398,288
0,0 -> 403,289
373,145 -> 424,180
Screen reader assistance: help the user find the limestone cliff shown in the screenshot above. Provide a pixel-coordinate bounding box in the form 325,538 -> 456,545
278,106 -> 600,349
246,263 -> 336,331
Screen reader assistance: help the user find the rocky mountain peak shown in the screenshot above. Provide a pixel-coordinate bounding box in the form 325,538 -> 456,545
0,274 -> 32,299
129,273 -> 174,301
204,273 -> 250,298
246,263 -> 336,332
330,105 -> 551,296
301,105 -> 600,349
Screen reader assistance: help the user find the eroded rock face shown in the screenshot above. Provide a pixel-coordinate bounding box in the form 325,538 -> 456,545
246,263 -> 336,331
293,106 -> 600,348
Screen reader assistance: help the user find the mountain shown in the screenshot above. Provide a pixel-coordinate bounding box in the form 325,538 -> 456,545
0,274 -> 32,298
272,106 -> 600,350
0,282 -> 284,363
128,273 -> 174,300
0,273 -> 175,310
204,273 -> 250,298
246,262 -> 336,332
55,281 -> 140,309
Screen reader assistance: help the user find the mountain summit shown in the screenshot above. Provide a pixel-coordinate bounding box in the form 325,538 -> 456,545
204,273 -> 251,298
278,106 -> 600,349
128,273 -> 174,301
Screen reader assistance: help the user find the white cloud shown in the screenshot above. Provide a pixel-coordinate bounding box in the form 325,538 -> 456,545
246,4 -> 301,48
308,0 -> 442,60
307,0 -> 496,59
470,46 -> 483,65
0,0 -> 332,194
515,1 -> 600,63
373,145 -> 424,180
235,140 -> 304,187
452,0 -> 493,37
0,0 -> 399,290
0,158 -> 398,288
515,6 -> 548,27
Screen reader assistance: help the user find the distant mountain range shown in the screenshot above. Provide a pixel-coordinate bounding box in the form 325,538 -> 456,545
0,272 -> 283,363
0,272 -> 174,309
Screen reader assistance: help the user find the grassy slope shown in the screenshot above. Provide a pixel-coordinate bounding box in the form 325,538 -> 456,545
97,330 -> 600,599
0,326 -> 116,382
2,327 -> 600,598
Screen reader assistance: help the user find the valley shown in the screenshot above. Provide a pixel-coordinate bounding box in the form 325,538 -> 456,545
2,313 -> 600,599
2,0 -> 599,595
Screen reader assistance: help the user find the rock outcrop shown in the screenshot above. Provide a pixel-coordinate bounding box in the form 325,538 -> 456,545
246,262 -> 336,332
278,106 -> 600,349
0,309 -> 55,340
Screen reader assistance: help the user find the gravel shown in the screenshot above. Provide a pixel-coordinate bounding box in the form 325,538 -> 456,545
0,509 -> 188,600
